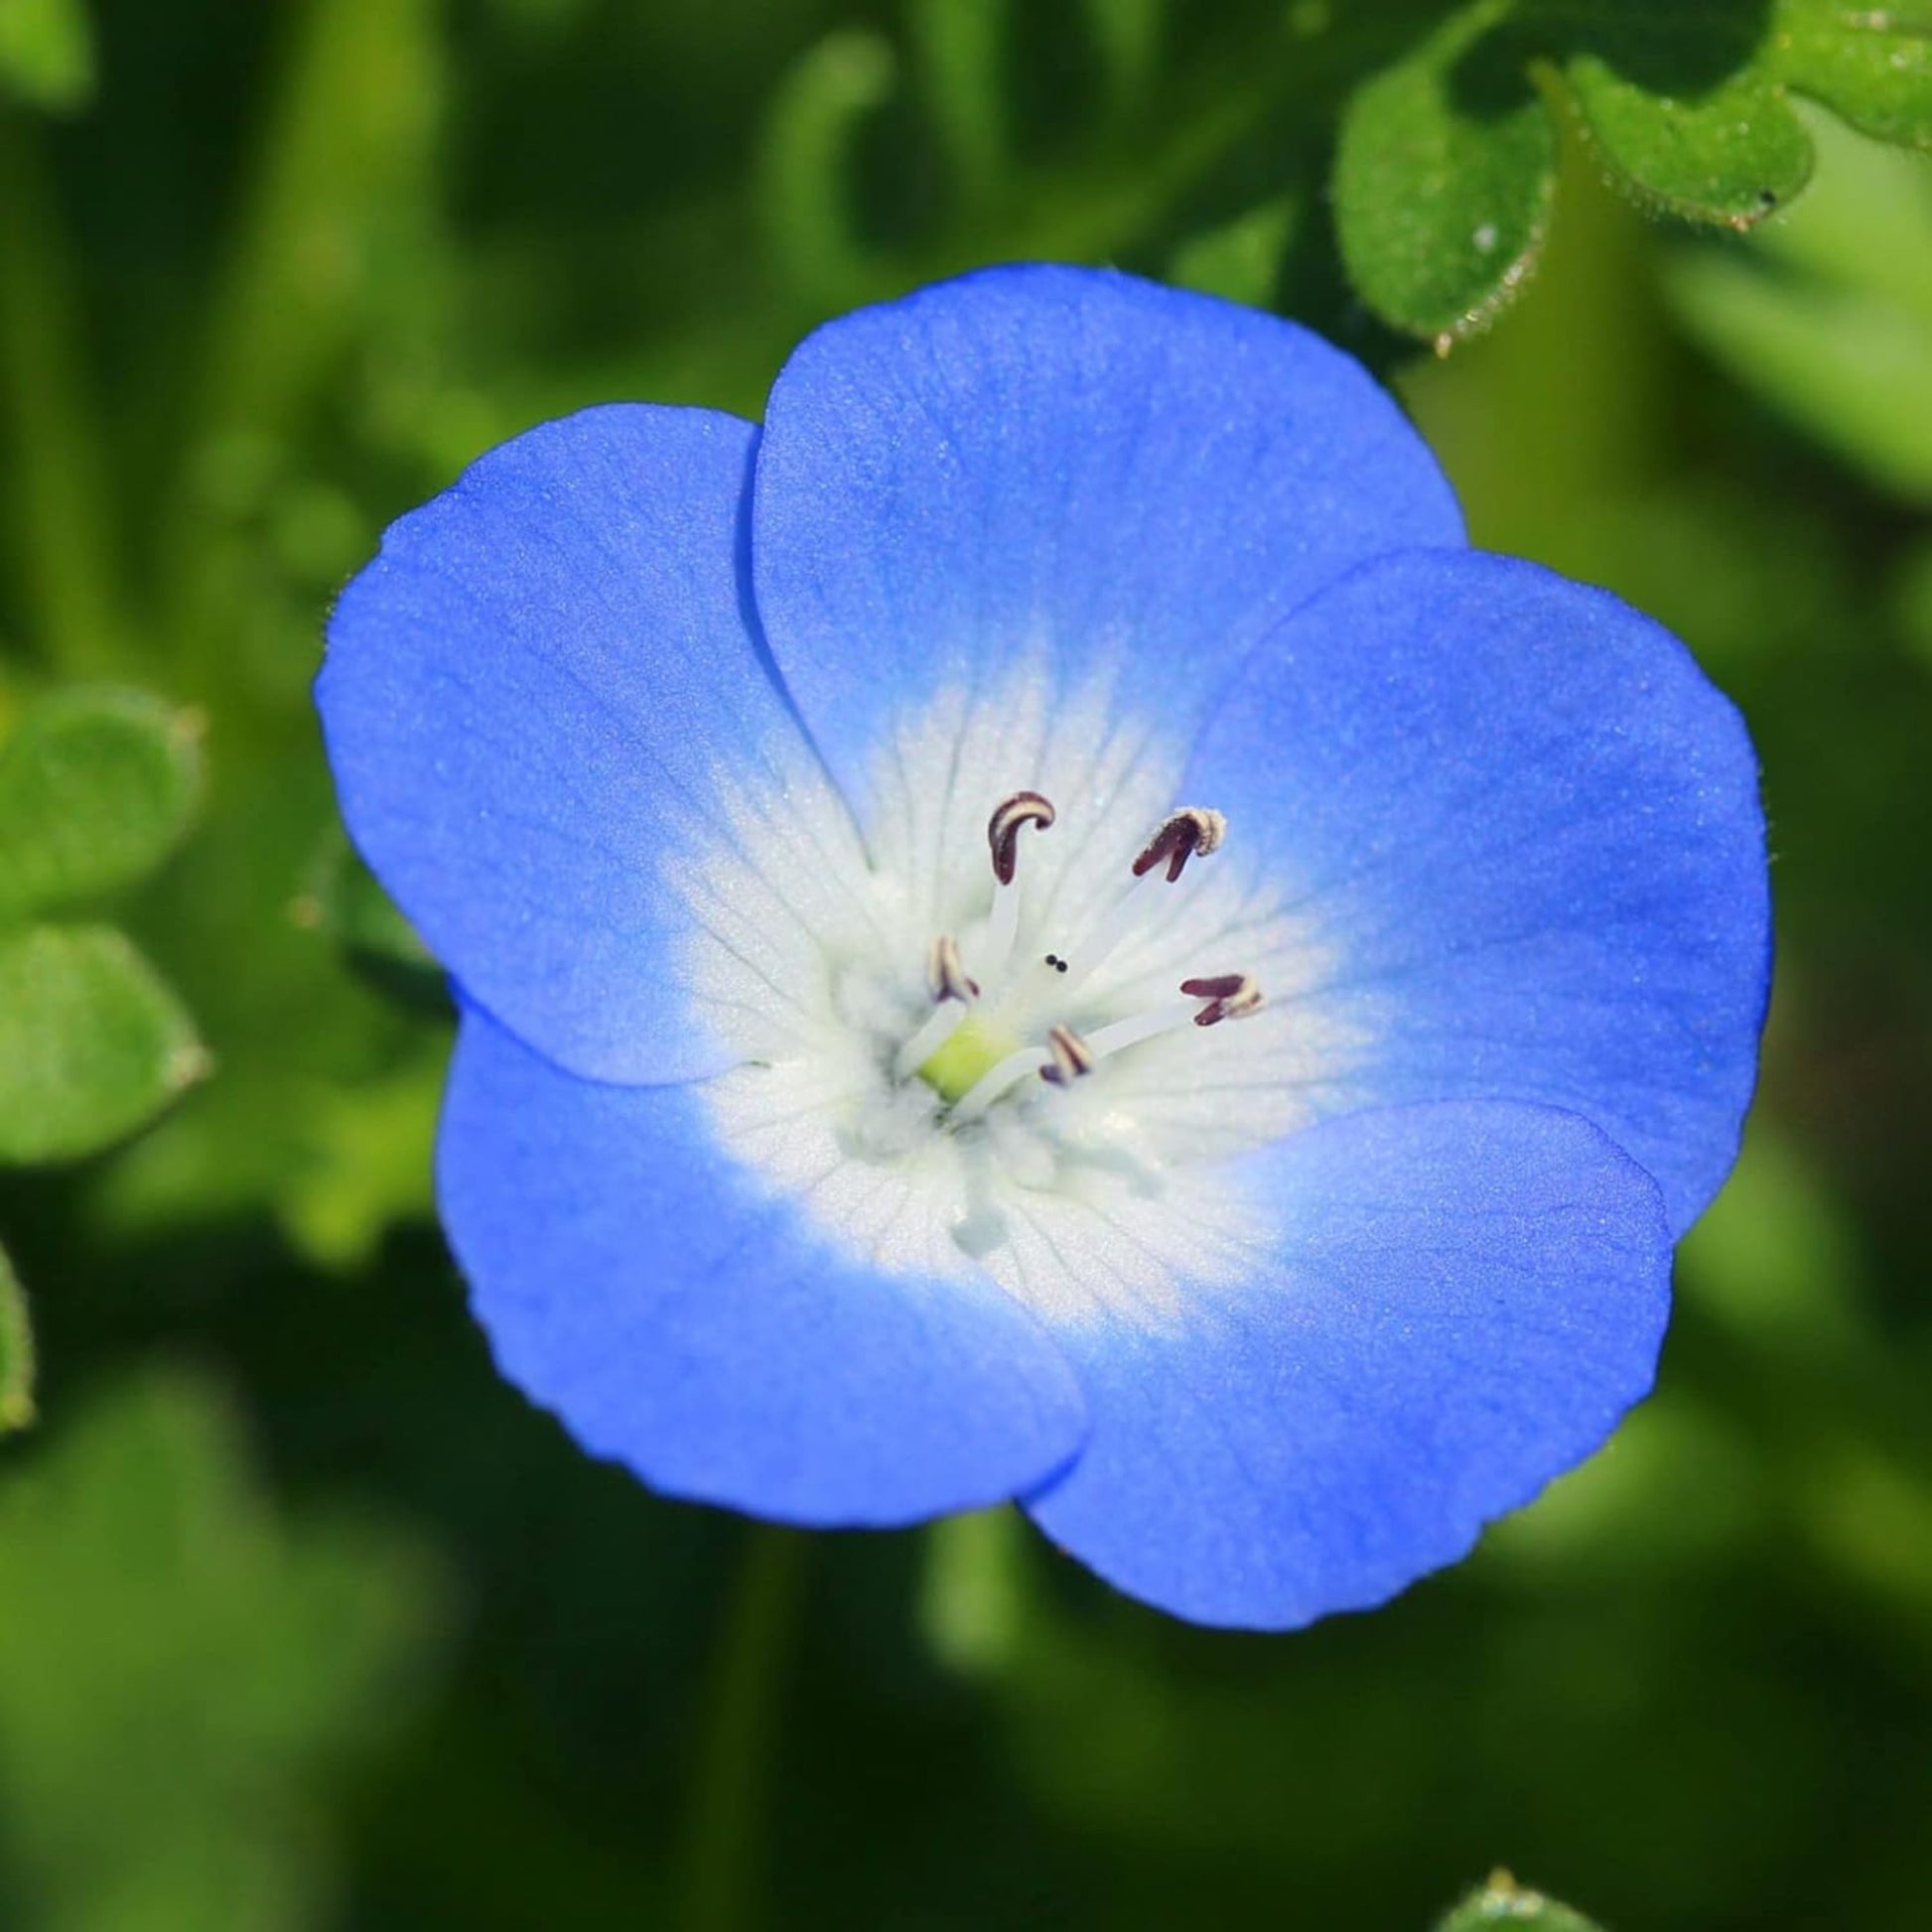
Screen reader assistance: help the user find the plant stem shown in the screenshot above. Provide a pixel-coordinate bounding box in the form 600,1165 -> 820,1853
679,1523 -> 806,1932
0,108 -> 126,679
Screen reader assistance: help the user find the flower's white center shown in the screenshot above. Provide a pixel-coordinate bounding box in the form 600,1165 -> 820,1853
670,668 -> 1366,1326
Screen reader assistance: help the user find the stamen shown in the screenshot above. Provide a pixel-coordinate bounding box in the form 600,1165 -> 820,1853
1061,803 -> 1227,996
1081,972 -> 1266,1062
984,789 -> 1055,985
987,790 -> 1056,888
1132,807 -> 1226,885
895,936 -> 979,1079
1179,972 -> 1265,1027
1038,1025 -> 1096,1087
893,930 -> 981,1081
926,933 -> 978,1004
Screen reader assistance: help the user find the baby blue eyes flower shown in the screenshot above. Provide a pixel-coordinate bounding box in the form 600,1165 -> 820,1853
317,264 -> 1769,1630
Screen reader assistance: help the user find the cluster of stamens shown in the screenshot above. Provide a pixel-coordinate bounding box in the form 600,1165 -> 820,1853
897,788 -> 1264,1123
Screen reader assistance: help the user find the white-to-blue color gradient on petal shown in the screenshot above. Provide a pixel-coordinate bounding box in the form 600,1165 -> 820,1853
1187,549 -> 1770,1238
440,1005 -> 1089,1526
751,263 -> 1466,813
1024,1102 -> 1673,1630
320,405 -> 803,1086
315,261 -> 1772,1629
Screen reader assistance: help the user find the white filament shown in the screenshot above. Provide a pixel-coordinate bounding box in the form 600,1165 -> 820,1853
667,664 -> 1369,1328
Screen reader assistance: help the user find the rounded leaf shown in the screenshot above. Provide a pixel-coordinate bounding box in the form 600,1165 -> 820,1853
1773,0 -> 1932,152
1563,57 -> 1812,225
0,688 -> 204,921
1333,16 -> 1557,342
0,924 -> 207,1166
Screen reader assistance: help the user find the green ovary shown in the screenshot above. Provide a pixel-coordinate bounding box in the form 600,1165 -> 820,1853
916,1012 -> 1020,1104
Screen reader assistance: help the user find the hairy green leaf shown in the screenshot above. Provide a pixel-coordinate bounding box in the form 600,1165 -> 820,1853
1333,7 -> 1557,343
0,1240 -> 32,1433
0,0 -> 94,112
1561,57 -> 1812,225
1543,3 -> 1813,224
1436,1871 -> 1606,1932
1329,0 -> 1932,340
0,923 -> 207,1165
0,687 -> 205,921
1771,0 -> 1932,151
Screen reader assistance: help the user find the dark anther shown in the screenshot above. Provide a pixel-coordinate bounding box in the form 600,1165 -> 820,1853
1180,972 -> 1264,1027
1038,1024 -> 1096,1086
926,934 -> 979,1005
1132,806 -> 1227,884
988,790 -> 1056,886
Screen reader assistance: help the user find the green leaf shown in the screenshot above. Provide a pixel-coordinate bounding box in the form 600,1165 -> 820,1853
1328,0 -> 1932,341
0,0 -> 94,112
293,823 -> 447,1010
1561,56 -> 1812,226
0,1369 -> 447,1928
1169,194 -> 1300,308
1435,1870 -> 1606,1932
0,687 -> 205,921
0,1240 -> 34,1433
0,923 -> 207,1165
1662,111 -> 1932,502
1549,5 -> 1814,225
277,1058 -> 444,1271
1771,0 -> 1932,151
1333,6 -> 1558,344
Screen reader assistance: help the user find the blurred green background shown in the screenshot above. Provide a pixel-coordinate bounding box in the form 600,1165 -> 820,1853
1,2 -> 1930,1927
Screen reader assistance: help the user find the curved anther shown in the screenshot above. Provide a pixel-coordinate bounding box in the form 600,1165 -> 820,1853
1180,972 -> 1264,1027
987,790 -> 1056,886
926,933 -> 979,1005
1133,806 -> 1227,884
1038,1024 -> 1097,1087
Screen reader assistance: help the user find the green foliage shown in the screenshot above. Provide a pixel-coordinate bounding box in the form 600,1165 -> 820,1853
0,0 -> 93,112
0,688 -> 204,920
293,825 -> 443,1002
1774,0 -> 1932,150
1332,5 -> 1557,343
1332,0 -> 1932,341
0,1239 -> 33,1431
1437,1872 -> 1605,1931
0,1369 -> 447,1930
1663,110 -> 1932,503
0,687 -> 207,1167
0,924 -> 207,1165
1,4 -> 1931,1927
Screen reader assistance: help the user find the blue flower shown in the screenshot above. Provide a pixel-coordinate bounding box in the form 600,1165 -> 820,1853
317,265 -> 1768,1629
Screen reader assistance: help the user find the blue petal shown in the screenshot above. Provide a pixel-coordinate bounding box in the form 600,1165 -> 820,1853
750,263 -> 1465,805
319,405 -> 814,1086
1024,1102 -> 1672,1630
438,1007 -> 1089,1527
1189,548 -> 1769,1236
